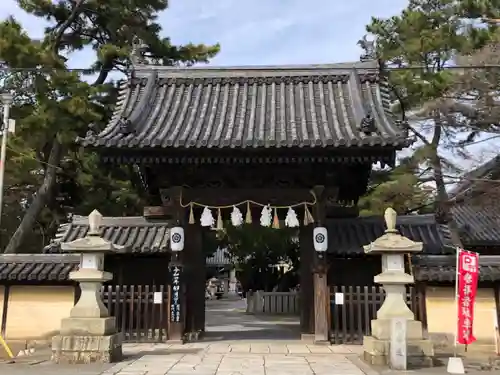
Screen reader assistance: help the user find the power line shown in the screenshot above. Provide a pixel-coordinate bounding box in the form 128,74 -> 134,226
1,64 -> 500,73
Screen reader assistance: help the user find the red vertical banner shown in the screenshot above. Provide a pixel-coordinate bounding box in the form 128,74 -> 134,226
456,249 -> 480,345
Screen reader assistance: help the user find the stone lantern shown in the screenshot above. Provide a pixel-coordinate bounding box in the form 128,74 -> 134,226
362,208 -> 434,368
51,210 -> 123,364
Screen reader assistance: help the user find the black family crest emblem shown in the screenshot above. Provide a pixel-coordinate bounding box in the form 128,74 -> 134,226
315,232 -> 325,244
171,232 -> 182,244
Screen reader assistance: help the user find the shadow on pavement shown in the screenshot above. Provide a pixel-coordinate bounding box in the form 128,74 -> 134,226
204,298 -> 301,342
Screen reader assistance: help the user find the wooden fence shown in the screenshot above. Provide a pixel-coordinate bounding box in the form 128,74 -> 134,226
101,284 -> 170,343
246,291 -> 299,315
329,285 -> 426,344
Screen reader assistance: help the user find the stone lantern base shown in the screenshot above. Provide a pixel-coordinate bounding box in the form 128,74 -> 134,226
362,319 -> 434,368
51,317 -> 123,364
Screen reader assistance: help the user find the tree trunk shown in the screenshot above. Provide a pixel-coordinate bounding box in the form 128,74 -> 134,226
3,139 -> 62,254
430,117 -> 463,247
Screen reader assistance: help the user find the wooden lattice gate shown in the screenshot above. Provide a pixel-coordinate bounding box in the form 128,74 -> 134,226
100,285 -> 170,342
329,285 -> 427,344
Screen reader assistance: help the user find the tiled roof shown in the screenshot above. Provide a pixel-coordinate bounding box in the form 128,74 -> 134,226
206,248 -> 233,266
44,216 -> 171,254
0,254 -> 80,282
79,61 -> 407,150
43,214 -> 453,257
327,214 -> 453,255
452,205 -> 500,246
414,255 -> 500,282
450,155 -> 500,200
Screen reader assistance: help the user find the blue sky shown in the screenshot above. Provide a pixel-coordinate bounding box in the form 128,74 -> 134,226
0,0 -> 496,170
0,0 -> 408,67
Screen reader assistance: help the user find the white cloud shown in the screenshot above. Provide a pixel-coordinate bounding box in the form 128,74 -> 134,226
160,0 -> 408,65
1,0 -> 407,66
3,0 -> 495,172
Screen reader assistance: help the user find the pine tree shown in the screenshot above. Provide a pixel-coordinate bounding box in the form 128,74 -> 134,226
365,0 -> 500,243
0,0 -> 219,253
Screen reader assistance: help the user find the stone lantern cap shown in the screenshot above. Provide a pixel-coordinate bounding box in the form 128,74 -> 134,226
363,207 -> 423,254
60,209 -> 124,253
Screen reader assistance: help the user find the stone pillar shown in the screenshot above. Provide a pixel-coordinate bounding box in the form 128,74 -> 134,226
226,278 -> 231,296
362,208 -> 434,368
229,268 -> 237,295
51,210 -> 123,364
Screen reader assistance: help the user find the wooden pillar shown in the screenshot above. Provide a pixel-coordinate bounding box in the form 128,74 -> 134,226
313,264 -> 329,343
311,185 -> 329,343
167,187 -> 185,342
168,256 -> 183,342
184,222 -> 204,337
299,227 -> 314,337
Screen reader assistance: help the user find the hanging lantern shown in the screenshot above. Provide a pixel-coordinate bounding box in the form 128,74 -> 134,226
170,226 -> 185,252
313,227 -> 328,252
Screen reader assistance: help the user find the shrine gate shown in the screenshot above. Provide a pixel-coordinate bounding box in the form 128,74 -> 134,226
78,42 -> 408,343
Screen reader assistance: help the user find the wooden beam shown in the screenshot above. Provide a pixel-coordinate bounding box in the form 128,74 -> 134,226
143,206 -> 168,218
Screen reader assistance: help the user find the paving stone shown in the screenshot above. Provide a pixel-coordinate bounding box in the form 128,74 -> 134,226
166,344 -> 186,351
187,342 -> 211,350
306,345 -> 333,354
329,345 -> 355,354
249,345 -> 270,353
286,344 -> 311,354
0,301 -> 377,375
206,344 -> 231,354
268,345 -> 289,354
228,344 -> 250,353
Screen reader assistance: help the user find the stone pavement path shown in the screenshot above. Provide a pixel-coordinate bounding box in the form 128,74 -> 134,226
0,342 -> 368,375
203,298 -> 299,341
0,299 -> 368,374
107,346 -> 366,375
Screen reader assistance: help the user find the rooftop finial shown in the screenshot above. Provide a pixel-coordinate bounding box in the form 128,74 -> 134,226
358,35 -> 376,62
384,207 -> 397,233
130,37 -> 148,66
88,209 -> 103,236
